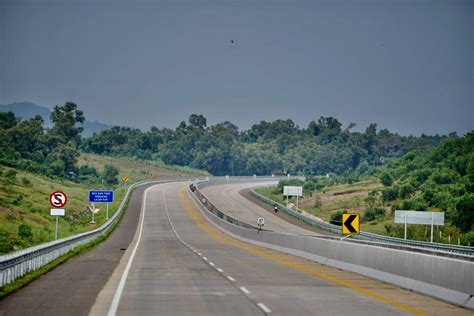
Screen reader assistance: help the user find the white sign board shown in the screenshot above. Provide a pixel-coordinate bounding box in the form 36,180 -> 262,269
50,208 -> 65,216
283,186 -> 303,197
257,217 -> 265,226
395,210 -> 444,225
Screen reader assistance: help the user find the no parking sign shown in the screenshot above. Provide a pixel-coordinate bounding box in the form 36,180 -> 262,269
49,191 -> 67,208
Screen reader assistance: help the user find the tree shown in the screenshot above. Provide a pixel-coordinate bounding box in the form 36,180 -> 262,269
49,102 -> 85,146
188,114 -> 207,129
453,194 -> 474,232
103,165 -> 119,186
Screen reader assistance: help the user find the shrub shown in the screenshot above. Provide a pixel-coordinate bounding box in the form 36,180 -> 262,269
411,197 -> 428,212
453,193 -> 474,232
303,181 -> 317,193
20,177 -> 32,187
399,184 -> 414,199
313,197 -> 322,208
18,223 -> 33,238
382,187 -> 398,201
460,231 -> 474,246
380,172 -> 394,186
0,236 -> 13,254
363,207 -> 386,221
4,169 -> 17,182
12,195 -> 23,206
330,210 -> 347,226
103,165 -> 119,186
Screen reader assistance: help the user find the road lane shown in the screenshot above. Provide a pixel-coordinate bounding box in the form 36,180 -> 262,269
0,183 -> 153,316
201,181 -> 315,234
108,183 -> 262,315
99,181 -> 469,315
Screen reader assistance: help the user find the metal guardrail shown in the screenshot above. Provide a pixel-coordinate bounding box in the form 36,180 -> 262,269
190,183 -> 259,230
0,178 -> 201,288
250,188 -> 474,257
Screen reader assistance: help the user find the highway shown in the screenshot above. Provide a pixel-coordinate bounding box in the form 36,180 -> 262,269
91,181 -> 467,315
200,181 -> 315,234
1,180 -> 470,315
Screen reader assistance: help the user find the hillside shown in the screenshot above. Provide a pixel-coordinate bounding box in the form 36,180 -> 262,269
0,102 -> 111,136
257,132 -> 474,245
0,154 -> 203,254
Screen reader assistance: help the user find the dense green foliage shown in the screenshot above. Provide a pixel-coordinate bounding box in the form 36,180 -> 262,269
0,103 -> 119,185
384,133 -> 473,232
82,114 -> 447,176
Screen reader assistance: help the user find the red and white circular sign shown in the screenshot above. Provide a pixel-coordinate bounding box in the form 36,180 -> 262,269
49,191 -> 68,208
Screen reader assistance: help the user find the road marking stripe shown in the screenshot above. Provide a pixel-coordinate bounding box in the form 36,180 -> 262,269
108,185 -> 154,316
180,188 -> 427,316
203,257 -> 208,261
240,286 -> 250,294
209,262 -> 215,266
227,276 -> 235,282
217,268 -> 223,273
257,303 -> 271,313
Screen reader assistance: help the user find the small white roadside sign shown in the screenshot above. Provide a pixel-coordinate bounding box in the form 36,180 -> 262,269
50,208 -> 65,216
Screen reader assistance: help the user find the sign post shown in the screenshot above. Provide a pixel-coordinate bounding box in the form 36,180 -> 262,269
89,190 -> 114,220
395,210 -> 445,242
283,186 -> 303,210
50,208 -> 65,240
49,191 -> 68,241
257,217 -> 265,230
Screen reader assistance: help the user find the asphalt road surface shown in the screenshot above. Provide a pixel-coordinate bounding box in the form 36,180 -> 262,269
200,181 -> 315,235
92,182 -> 469,315
1,181 -> 470,315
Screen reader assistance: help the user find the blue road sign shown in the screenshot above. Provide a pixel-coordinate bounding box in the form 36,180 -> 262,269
89,190 -> 114,203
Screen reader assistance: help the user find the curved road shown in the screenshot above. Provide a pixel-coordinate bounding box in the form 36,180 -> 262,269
1,181 -> 469,315
200,181 -> 315,235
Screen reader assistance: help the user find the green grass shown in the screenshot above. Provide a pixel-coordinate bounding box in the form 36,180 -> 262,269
257,179 -> 467,243
257,179 -> 391,235
0,186 -> 130,299
0,153 -> 203,254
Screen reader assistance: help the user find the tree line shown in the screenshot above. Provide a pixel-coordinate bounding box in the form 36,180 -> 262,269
0,102 -> 456,180
81,113 -> 449,176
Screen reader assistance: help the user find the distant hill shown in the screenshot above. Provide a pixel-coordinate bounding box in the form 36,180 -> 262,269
0,102 -> 111,136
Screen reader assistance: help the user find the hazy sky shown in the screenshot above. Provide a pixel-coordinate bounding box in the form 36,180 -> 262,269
1,0 -> 472,135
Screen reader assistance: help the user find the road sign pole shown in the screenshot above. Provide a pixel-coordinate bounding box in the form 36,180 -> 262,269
296,195 -> 299,211
404,213 -> 407,240
286,195 -> 289,207
106,203 -> 109,220
430,212 -> 434,243
55,216 -> 59,240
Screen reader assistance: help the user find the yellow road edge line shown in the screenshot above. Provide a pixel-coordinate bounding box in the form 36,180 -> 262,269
179,188 -> 428,316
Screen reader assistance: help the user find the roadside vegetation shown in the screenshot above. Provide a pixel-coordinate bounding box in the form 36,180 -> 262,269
0,102 -> 205,254
1,101 -> 471,252
258,132 -> 474,246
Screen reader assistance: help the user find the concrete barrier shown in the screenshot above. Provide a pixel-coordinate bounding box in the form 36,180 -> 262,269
188,186 -> 474,310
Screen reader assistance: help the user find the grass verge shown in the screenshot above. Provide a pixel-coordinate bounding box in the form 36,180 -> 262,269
0,182 -> 133,300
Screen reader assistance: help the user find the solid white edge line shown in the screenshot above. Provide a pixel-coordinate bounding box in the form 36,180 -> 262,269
240,286 -> 250,294
108,185 -> 155,316
257,303 -> 271,313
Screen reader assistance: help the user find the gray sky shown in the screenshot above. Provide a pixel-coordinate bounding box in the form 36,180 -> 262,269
1,0 -> 472,135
